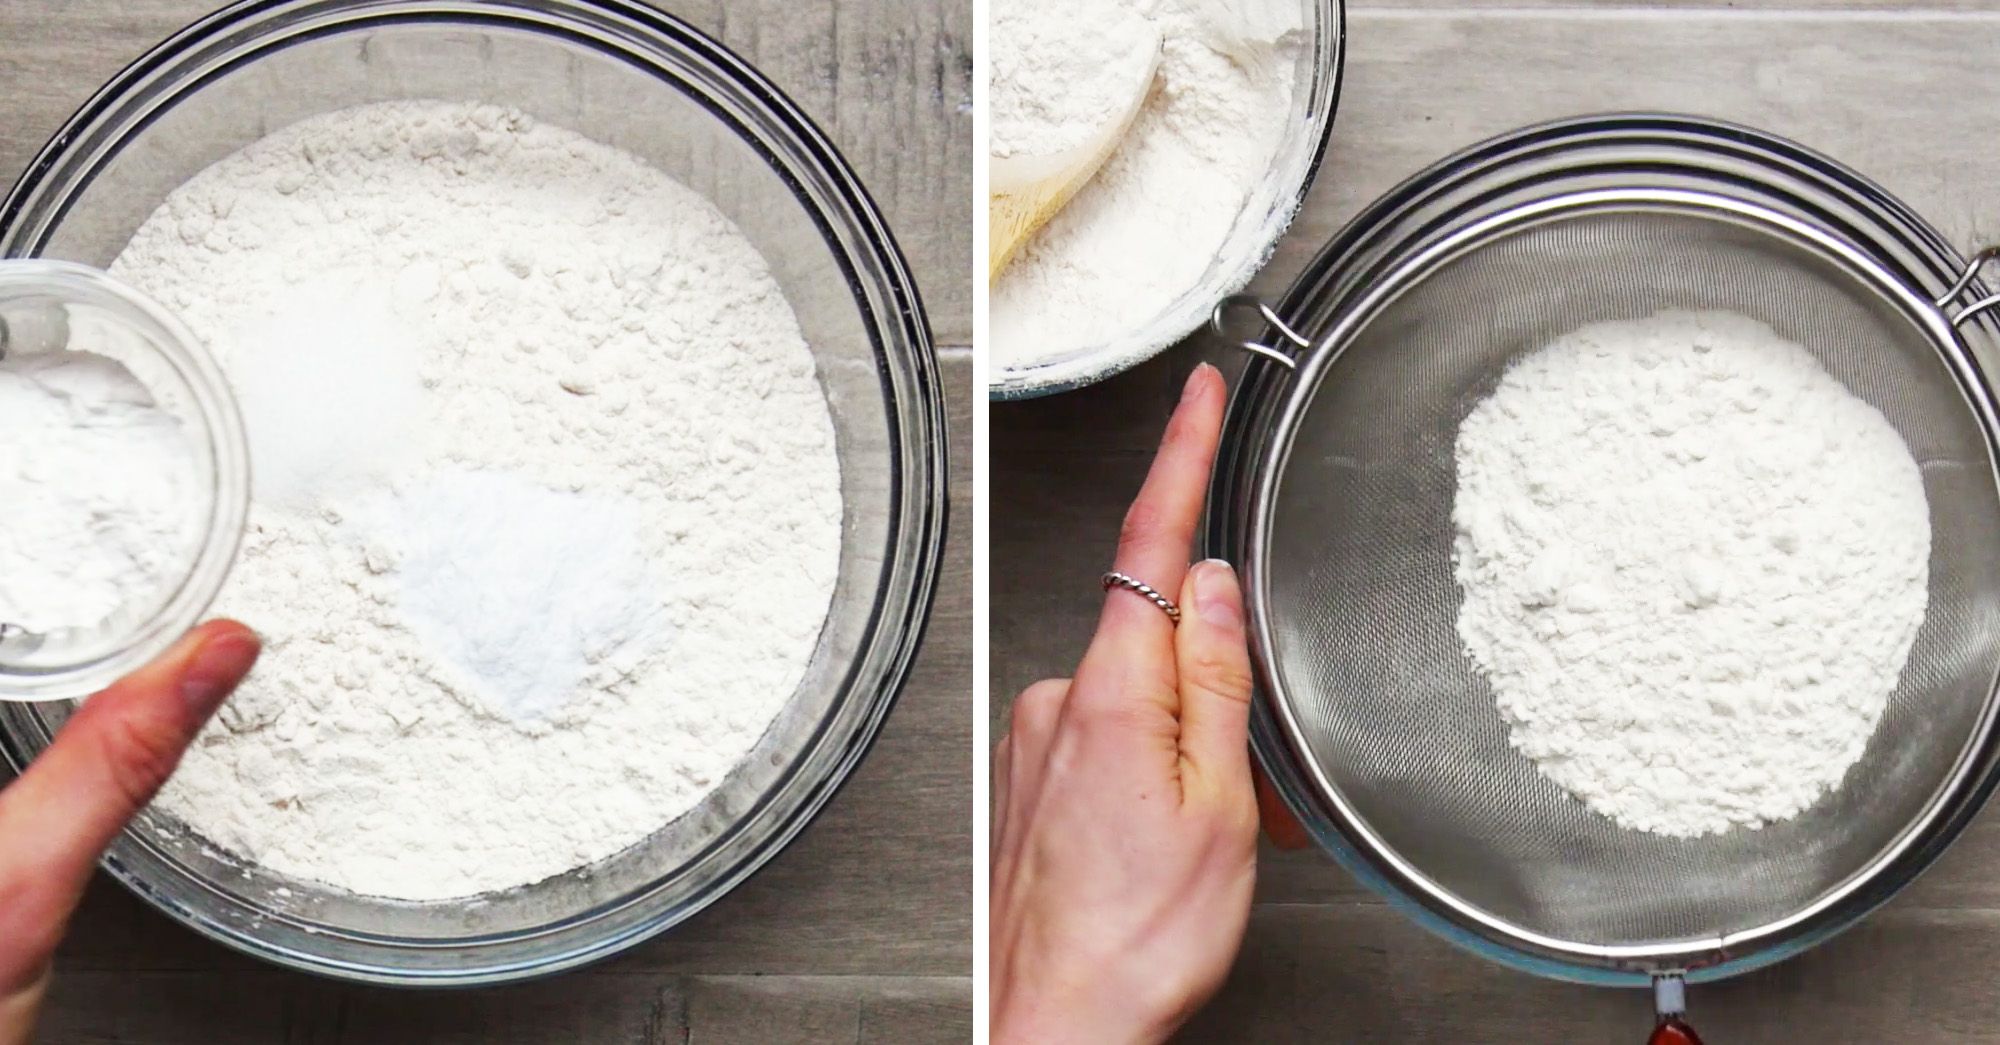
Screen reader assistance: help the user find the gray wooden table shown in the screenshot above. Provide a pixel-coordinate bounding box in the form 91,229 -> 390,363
0,1 -> 970,1041
994,2 -> 2000,1041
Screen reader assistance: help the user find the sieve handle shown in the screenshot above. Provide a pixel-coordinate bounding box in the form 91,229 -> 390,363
1647,974 -> 1703,1045
1648,1018 -> 1703,1045
1210,296 -> 1307,370
1937,246 -> 2000,327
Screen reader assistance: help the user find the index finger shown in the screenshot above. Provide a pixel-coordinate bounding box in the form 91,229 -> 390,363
1070,363 -> 1228,710
0,621 -> 259,968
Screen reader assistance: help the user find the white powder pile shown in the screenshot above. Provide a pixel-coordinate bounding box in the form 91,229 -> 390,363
0,346 -> 202,636
229,283 -> 423,506
990,0 -> 1160,160
387,470 -> 666,722
1453,310 -> 1931,837
990,0 -> 1300,371
114,101 -> 842,901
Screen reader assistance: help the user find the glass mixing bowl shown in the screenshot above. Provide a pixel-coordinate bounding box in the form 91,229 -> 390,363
0,0 -> 946,984
988,0 -> 1345,400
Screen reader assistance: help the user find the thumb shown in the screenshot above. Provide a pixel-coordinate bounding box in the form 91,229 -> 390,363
0,620 -> 259,1010
1174,559 -> 1254,801
1,620 -> 260,889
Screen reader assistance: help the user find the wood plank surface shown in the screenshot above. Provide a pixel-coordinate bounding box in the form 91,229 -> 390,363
1,0 -> 970,1040
1363,1 -> 2000,8
0,0 -> 972,344
1176,904 -> 2000,1042
992,6 -> 2000,1043
38,971 -> 969,1044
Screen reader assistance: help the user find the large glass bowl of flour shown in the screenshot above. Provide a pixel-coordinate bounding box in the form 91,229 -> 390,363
0,0 -> 945,984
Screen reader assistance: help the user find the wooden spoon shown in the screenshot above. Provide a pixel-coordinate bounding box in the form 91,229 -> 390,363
988,25 -> 1161,281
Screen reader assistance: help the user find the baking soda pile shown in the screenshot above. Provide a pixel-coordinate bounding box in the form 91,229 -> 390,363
1453,310 -> 1931,836
113,101 -> 843,900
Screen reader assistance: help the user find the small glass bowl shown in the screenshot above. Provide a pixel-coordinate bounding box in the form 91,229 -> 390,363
988,0 -> 1346,399
0,261 -> 248,701
0,0 -> 945,985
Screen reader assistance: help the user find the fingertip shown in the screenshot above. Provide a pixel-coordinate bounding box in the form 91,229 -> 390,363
1159,364 -> 1226,465
180,621 -> 262,715
197,618 -> 260,644
1187,559 -> 1243,632
1182,361 -> 1224,405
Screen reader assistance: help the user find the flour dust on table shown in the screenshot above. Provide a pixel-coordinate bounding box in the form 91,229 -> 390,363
113,100 -> 843,902
1452,310 -> 1931,838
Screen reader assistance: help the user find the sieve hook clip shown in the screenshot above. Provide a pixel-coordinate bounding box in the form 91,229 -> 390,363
1937,246 -> 2000,327
1211,295 -> 1307,370
1647,973 -> 1703,1045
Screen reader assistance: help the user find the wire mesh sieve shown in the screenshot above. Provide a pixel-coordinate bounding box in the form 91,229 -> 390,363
1222,187 -> 2000,977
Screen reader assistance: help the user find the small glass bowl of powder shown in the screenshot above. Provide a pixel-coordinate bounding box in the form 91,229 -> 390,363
0,261 -> 248,701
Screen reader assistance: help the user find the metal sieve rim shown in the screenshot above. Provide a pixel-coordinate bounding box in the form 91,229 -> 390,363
1242,186 -> 2000,973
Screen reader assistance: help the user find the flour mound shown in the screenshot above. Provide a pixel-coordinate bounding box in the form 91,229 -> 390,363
1452,310 -> 1931,837
115,101 -> 842,900
990,0 -> 1157,159
989,0 -> 1301,370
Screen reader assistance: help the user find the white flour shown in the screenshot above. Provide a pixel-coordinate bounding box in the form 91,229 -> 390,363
228,283 -> 423,507
387,470 -> 666,722
990,0 -> 1300,371
114,101 -> 842,901
0,348 -> 201,635
990,0 -> 1159,159
1452,311 -> 1931,837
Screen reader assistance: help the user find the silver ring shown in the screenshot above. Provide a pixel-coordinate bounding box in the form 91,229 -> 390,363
1101,571 -> 1181,624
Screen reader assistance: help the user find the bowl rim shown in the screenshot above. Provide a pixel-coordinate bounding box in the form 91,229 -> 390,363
0,0 -> 948,986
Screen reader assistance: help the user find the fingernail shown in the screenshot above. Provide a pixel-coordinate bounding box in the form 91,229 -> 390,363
1181,363 -> 1216,404
181,629 -> 262,714
1193,559 -> 1242,630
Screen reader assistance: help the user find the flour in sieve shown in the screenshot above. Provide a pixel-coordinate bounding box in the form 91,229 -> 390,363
1452,310 -> 1931,837
990,0 -> 1301,371
113,101 -> 842,901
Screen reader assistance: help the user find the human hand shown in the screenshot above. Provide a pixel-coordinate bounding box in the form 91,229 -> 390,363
990,363 -> 1257,1044
0,621 -> 260,1045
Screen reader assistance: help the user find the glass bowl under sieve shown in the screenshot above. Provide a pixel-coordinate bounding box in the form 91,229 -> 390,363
1207,116 -> 2000,990
0,261 -> 248,702
987,0 -> 1344,400
0,0 -> 945,985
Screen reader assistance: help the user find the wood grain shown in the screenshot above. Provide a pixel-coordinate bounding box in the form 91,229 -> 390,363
1255,8 -> 2000,311
2,0 -> 969,1038
993,6 -> 2000,1043
1175,904 -> 2000,1042
0,0 -> 971,343
1363,1 -> 2000,8
685,975 -> 972,1043
37,971 -> 969,1044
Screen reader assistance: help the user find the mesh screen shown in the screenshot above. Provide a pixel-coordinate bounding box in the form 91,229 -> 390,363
1264,208 -> 2000,950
